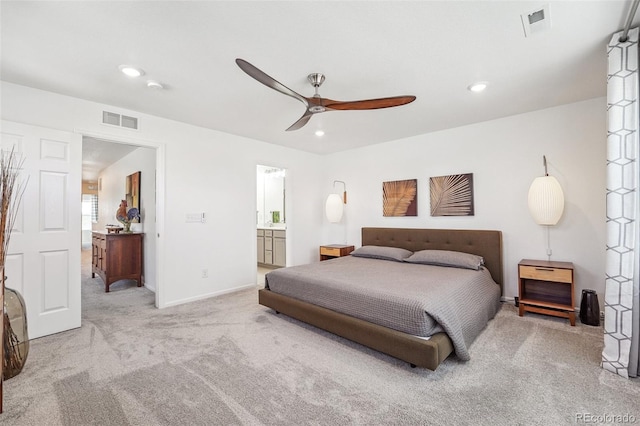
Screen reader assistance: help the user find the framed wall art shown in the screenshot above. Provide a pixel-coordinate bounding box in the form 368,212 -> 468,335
126,171 -> 141,222
430,173 -> 474,216
383,179 -> 417,217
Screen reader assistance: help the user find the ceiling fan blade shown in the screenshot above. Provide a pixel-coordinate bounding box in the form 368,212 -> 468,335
324,95 -> 416,111
286,110 -> 314,131
236,58 -> 308,107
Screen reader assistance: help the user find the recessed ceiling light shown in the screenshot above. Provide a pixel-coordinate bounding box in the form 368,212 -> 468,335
468,82 -> 488,93
119,65 -> 144,78
146,80 -> 164,90
315,130 -> 325,137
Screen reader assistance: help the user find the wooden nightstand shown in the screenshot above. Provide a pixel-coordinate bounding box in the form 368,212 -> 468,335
320,244 -> 355,261
518,259 -> 575,326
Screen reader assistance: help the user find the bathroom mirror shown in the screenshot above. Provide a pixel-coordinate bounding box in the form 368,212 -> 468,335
257,165 -> 285,227
126,171 -> 141,222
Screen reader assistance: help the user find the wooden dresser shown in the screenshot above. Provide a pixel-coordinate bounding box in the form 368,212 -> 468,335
92,231 -> 143,292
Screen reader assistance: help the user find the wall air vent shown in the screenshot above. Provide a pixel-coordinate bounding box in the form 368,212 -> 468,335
121,115 -> 138,129
521,4 -> 551,38
102,111 -> 120,126
102,111 -> 139,130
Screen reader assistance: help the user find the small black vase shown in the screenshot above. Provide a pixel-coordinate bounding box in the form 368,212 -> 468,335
579,289 -> 600,327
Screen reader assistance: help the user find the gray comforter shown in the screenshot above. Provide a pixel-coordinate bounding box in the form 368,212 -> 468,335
265,256 -> 501,361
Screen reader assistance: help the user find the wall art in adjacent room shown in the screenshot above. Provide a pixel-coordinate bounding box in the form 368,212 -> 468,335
126,171 -> 141,222
430,173 -> 474,216
383,179 -> 418,217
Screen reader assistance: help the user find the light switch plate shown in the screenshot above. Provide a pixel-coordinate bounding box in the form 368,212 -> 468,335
186,213 -> 205,223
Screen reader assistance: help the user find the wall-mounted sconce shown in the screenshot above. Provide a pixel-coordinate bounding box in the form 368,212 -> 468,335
528,155 -> 564,258
528,155 -> 564,225
326,180 -> 347,223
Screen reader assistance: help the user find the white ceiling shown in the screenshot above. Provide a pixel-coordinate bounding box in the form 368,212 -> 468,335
1,1 -> 637,157
82,137 -> 139,181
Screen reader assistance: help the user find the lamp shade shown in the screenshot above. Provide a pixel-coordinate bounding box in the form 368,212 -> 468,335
527,176 -> 565,225
325,193 -> 344,223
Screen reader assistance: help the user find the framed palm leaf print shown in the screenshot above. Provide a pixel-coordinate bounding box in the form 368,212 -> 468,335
383,179 -> 417,217
430,173 -> 474,216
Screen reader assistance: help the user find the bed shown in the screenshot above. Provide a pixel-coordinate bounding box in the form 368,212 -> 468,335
258,227 -> 503,370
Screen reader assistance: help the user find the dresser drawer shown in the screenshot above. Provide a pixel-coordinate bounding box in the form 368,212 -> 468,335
519,265 -> 572,283
93,234 -> 107,249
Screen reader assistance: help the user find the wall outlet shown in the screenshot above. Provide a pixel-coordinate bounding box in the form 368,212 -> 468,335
201,269 -> 208,278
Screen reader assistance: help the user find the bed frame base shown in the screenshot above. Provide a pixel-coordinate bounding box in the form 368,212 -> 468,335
258,227 -> 502,371
259,288 -> 454,370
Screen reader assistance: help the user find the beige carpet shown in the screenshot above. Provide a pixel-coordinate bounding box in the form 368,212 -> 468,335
0,252 -> 638,425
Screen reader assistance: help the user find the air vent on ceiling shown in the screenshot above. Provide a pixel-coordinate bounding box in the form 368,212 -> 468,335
521,4 -> 551,38
102,111 -> 139,130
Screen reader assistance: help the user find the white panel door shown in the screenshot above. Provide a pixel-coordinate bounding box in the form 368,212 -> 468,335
1,120 -> 81,339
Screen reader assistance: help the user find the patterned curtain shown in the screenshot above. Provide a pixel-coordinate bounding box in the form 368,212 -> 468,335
603,27 -> 640,378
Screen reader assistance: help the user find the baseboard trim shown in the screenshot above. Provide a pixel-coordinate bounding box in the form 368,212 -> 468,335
161,283 -> 256,308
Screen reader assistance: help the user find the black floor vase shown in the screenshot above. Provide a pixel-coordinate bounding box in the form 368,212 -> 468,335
579,289 -> 600,327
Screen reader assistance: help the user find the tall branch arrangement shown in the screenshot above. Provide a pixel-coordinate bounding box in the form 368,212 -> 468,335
0,148 -> 27,384
0,148 -> 27,269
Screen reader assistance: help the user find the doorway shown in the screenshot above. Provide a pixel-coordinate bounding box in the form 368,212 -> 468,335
256,165 -> 287,286
81,133 -> 164,307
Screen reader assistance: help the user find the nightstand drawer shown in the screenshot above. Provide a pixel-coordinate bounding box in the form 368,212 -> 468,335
320,246 -> 342,257
519,265 -> 572,283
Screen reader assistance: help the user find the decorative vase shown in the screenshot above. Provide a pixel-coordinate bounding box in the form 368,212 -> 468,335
3,287 -> 29,380
579,289 -> 600,327
123,221 -> 132,233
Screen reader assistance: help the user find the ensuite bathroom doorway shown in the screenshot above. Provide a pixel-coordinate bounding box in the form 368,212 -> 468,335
256,165 -> 287,286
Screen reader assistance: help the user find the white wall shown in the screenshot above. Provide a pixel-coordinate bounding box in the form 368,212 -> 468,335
1,81 -> 607,311
1,82 -> 324,308
95,145 -> 157,291
321,98 -> 606,307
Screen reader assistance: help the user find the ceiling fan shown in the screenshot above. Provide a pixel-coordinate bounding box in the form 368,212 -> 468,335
235,58 -> 416,131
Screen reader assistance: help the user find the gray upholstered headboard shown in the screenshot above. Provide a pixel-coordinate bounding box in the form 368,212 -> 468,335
361,227 -> 503,290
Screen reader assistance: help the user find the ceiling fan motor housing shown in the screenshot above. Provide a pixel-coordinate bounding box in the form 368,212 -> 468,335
307,73 -> 325,88
307,73 -> 326,112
